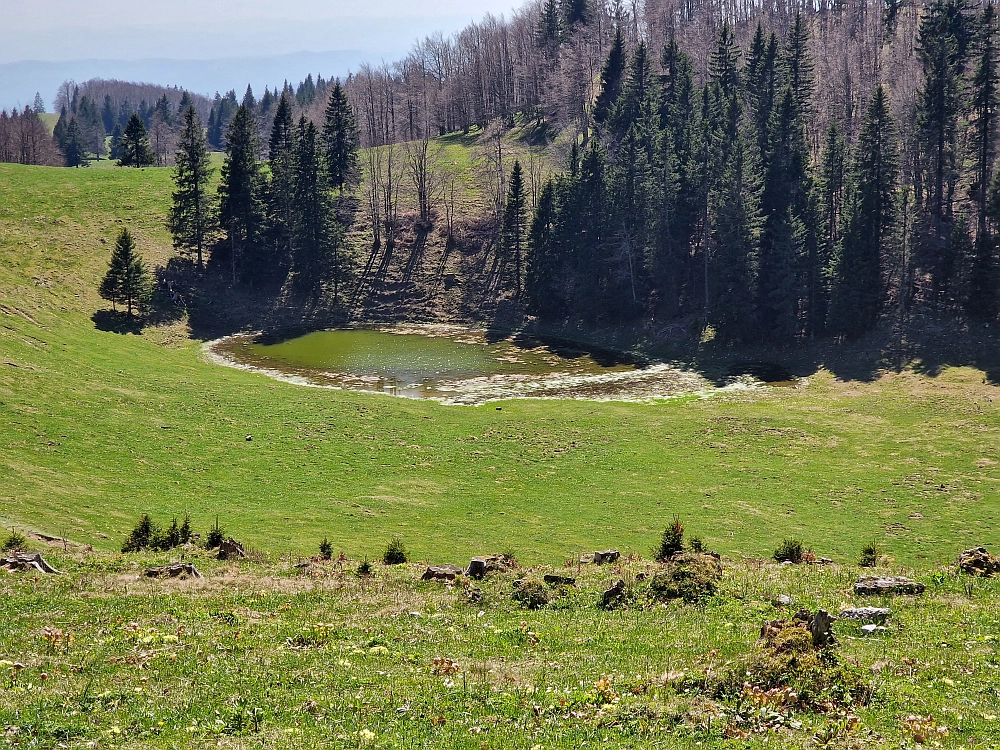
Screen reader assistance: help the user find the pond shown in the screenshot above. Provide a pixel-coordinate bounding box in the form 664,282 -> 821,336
206,326 -> 721,405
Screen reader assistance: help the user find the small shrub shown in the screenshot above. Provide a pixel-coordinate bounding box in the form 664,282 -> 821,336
165,518 -> 181,549
122,514 -> 156,553
179,514 -> 192,544
2,529 -> 28,553
206,517 -> 224,549
773,539 -> 804,564
655,516 -> 685,562
319,537 -> 333,559
859,539 -> 879,567
688,536 -> 705,553
648,553 -> 723,603
383,536 -> 408,565
357,559 -> 373,577
512,579 -> 550,609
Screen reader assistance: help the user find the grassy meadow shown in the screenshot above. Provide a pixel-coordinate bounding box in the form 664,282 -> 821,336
1,157 -> 1000,748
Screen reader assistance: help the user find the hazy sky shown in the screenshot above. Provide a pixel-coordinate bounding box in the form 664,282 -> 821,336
1,0 -> 521,62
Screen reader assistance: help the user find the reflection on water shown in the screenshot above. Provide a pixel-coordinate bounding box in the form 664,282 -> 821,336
208,326 -> 719,404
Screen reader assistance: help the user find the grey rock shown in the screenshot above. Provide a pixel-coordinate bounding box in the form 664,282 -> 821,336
860,623 -> 889,636
774,594 -> 793,607
854,576 -> 925,596
144,562 -> 202,579
594,549 -> 620,565
808,609 -> 837,647
838,607 -> 891,623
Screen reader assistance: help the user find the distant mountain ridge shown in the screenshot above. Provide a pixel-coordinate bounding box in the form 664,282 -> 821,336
0,51 -> 378,111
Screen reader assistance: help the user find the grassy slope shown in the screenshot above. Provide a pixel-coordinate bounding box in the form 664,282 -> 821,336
3,162 -> 1000,749
1,161 -> 999,566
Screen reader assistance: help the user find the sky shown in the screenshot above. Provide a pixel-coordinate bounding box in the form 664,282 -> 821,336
1,0 -> 520,63
0,0 -> 520,110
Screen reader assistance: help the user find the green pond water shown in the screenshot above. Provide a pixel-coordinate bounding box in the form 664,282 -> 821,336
210,327 -> 788,404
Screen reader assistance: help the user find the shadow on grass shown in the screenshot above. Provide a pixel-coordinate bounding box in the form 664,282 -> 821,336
91,309 -> 145,334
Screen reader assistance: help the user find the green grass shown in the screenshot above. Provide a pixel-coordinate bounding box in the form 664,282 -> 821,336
1,161 -> 999,566
2,159 -> 1000,749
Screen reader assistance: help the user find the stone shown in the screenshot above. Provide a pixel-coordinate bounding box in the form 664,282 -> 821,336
421,564 -> 464,581
957,547 -> 1000,577
594,549 -> 620,565
543,574 -> 576,587
860,623 -> 889,636
144,562 -> 202,579
838,607 -> 891,623
217,538 -> 247,561
774,594 -> 793,607
601,578 -> 626,607
854,576 -> 925,596
1,552 -> 61,575
761,609 -> 836,650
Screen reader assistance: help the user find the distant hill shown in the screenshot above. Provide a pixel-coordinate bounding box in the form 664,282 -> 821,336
0,51 -> 375,112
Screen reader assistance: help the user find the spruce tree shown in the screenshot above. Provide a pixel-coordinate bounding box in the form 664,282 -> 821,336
967,2 -> 999,319
320,82 -> 360,193
813,120 -> 847,334
594,27 -> 626,126
53,106 -> 68,152
101,95 -> 115,133
218,105 -> 266,284
916,0 -> 973,221
292,117 -> 342,297
537,0 -> 561,50
99,228 -> 153,317
502,160 -> 528,295
266,92 -> 297,274
168,106 -> 215,268
831,86 -> 900,337
526,179 -> 562,317
708,125 -> 763,342
117,114 -> 155,167
562,0 -> 589,28
63,119 -> 87,167
32,92 -> 45,114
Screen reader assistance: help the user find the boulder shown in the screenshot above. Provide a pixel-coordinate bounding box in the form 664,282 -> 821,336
421,564 -> 464,581
774,594 -> 793,607
594,549 -> 620,565
838,607 -> 891,623
957,547 -> 1000,577
1,552 -> 61,575
854,576 -> 925,596
860,624 -> 889,636
543,574 -> 576,587
601,579 -> 626,607
144,562 -> 202,579
217,538 -> 247,561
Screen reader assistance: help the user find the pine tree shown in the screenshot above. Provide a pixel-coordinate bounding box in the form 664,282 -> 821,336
242,84 -> 256,111
32,93 -> 45,114
101,95 -> 115,133
99,228 -> 153,317
831,86 -> 900,337
502,160 -> 528,295
53,106 -> 68,152
218,105 -> 266,284
63,119 -> 87,167
168,106 -> 215,268
561,0 -> 589,28
320,82 -> 360,193
117,114 -> 155,167
782,12 -> 815,117
594,27 -> 626,126
109,123 -> 123,160
967,2 -> 999,319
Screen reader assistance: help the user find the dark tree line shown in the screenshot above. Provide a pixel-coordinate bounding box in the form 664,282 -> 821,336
517,2 -> 1000,340
169,88 -> 359,297
0,107 -> 61,166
